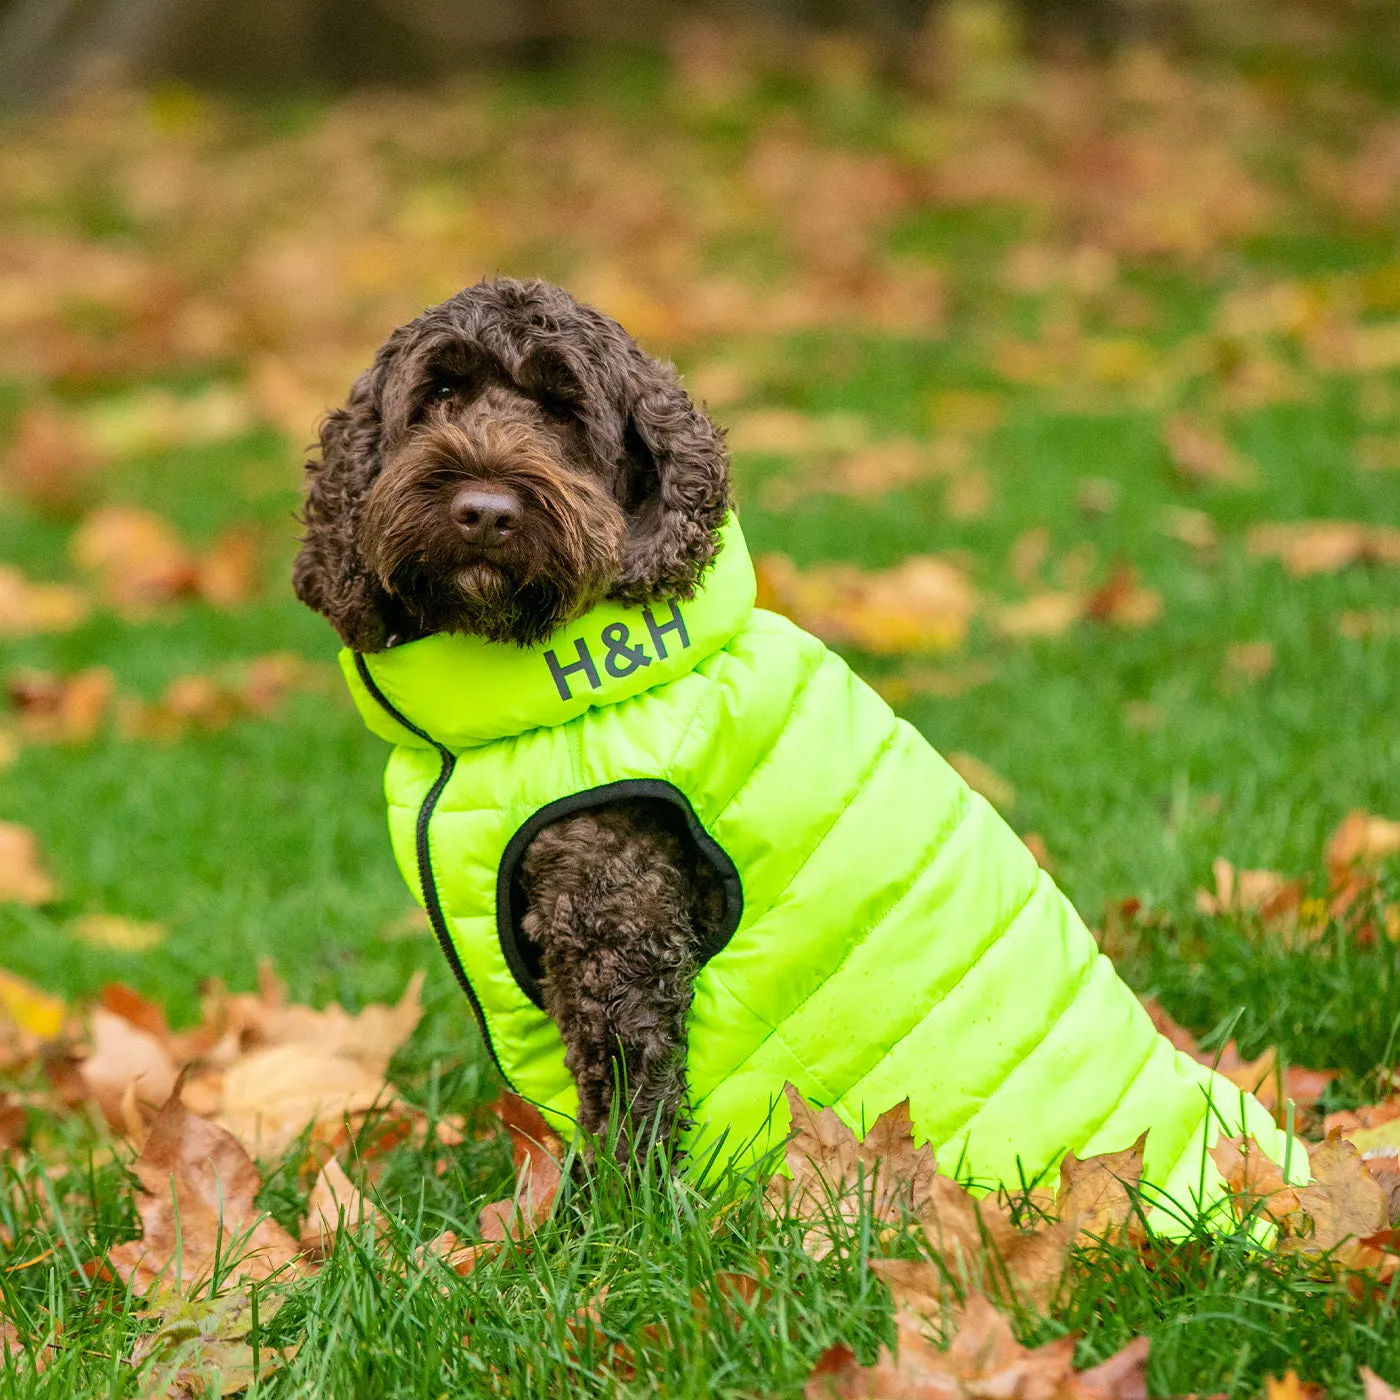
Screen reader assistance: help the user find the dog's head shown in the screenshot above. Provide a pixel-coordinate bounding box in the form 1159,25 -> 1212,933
293,279 -> 731,651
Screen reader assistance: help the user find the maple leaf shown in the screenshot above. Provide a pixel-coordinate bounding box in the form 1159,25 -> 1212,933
771,1086 -> 937,1260
0,822 -> 59,905
1209,1134 -> 1302,1224
1194,857 -> 1306,931
1282,1132 -> 1390,1256
806,1294 -> 1150,1400
108,1083 -> 303,1292
477,1092 -> 564,1242
0,968 -> 66,1057
1055,1135 -> 1147,1248
6,666 -> 114,744
1363,1369 -> 1400,1400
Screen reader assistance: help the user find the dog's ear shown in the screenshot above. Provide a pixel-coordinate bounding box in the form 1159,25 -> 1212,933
293,362 -> 405,652
613,356 -> 731,604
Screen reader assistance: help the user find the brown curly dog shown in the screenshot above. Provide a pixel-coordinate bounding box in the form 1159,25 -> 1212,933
294,277 -> 732,1162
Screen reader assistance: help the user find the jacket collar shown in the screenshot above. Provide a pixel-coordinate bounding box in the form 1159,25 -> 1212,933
342,516 -> 755,750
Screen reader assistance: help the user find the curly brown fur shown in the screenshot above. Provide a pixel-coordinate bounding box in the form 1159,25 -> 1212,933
517,799 -> 726,1163
293,277 -> 730,650
294,278 -> 733,1168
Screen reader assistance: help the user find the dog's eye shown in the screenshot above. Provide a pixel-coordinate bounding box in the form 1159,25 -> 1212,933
430,382 -> 456,400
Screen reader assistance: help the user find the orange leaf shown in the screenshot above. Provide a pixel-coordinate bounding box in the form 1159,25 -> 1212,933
0,823 -> 59,906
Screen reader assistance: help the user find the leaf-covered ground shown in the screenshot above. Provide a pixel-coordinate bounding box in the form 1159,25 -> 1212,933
4,14 -> 1400,1396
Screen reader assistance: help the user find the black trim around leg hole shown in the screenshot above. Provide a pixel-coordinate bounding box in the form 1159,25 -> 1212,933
497,779 -> 745,1011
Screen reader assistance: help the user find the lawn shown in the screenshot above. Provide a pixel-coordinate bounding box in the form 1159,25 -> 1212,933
3,28 -> 1400,1397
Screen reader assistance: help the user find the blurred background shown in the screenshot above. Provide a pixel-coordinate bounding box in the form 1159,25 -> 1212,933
1,0 -> 1399,1063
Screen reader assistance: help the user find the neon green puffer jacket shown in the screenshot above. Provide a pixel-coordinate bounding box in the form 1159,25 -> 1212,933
342,518 -> 1295,1211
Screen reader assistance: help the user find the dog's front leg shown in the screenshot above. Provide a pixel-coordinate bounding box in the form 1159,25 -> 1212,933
519,806 -> 703,1166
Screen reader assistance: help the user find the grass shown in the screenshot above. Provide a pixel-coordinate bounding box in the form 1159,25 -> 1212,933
4,44 -> 1400,1399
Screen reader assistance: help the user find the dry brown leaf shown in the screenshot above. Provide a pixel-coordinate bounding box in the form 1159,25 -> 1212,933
216,1043 -> 399,1157
1165,416 -> 1258,487
772,1086 -> 937,1260
477,1091 -> 564,1242
78,1006 -> 179,1133
417,1230 -> 498,1276
757,554 -> 976,656
300,1157 -> 382,1257
806,1294 -> 1149,1400
1055,1134 -> 1146,1247
6,667 -> 114,743
0,562 -> 88,641
991,591 -> 1086,640
1209,1134 -> 1302,1224
1247,521 -> 1400,577
1362,1369 -> 1400,1400
1283,1132 -> 1390,1254
1224,641 -> 1275,681
1326,811 -> 1400,876
69,505 -> 197,612
195,530 -> 260,608
108,1084 -> 302,1291
0,823 -> 58,905
946,753 -> 1016,812
1195,858 -> 1304,927
1084,565 -> 1163,629
0,404 -> 104,514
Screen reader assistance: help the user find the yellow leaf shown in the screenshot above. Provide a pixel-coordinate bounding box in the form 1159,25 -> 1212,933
0,969 -> 65,1040
71,914 -> 166,953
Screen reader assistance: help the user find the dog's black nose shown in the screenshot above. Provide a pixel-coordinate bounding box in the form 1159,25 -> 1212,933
451,486 -> 521,545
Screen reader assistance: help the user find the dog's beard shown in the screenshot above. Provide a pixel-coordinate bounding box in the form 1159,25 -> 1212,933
361,423 -> 626,648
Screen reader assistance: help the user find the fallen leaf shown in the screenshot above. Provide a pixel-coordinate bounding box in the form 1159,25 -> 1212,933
1264,1373 -> 1326,1400
991,591 -> 1086,640
1165,416 -> 1258,487
757,554 -> 976,655
69,505 -> 197,612
0,968 -> 66,1043
946,752 -> 1016,811
1283,1131 -> 1390,1254
1247,521 -> 1400,577
417,1230 -> 498,1276
1363,1369 -> 1400,1400
78,1006 -> 179,1132
1055,1134 -> 1146,1247
0,822 -> 59,905
1195,857 -> 1304,928
1326,811 -> 1400,876
478,1092 -> 564,1241
806,1293 -> 1149,1400
1209,1134 -> 1301,1223
1084,564 -> 1163,629
0,404 -> 103,514
131,1287 -> 296,1396
70,913 -> 166,953
771,1087 -> 938,1259
6,666 -> 114,743
300,1156 -> 382,1257
1224,640 -> 1275,680
108,1084 -> 302,1291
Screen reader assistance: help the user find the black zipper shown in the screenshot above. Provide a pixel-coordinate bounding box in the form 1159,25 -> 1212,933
353,653 -> 511,1086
